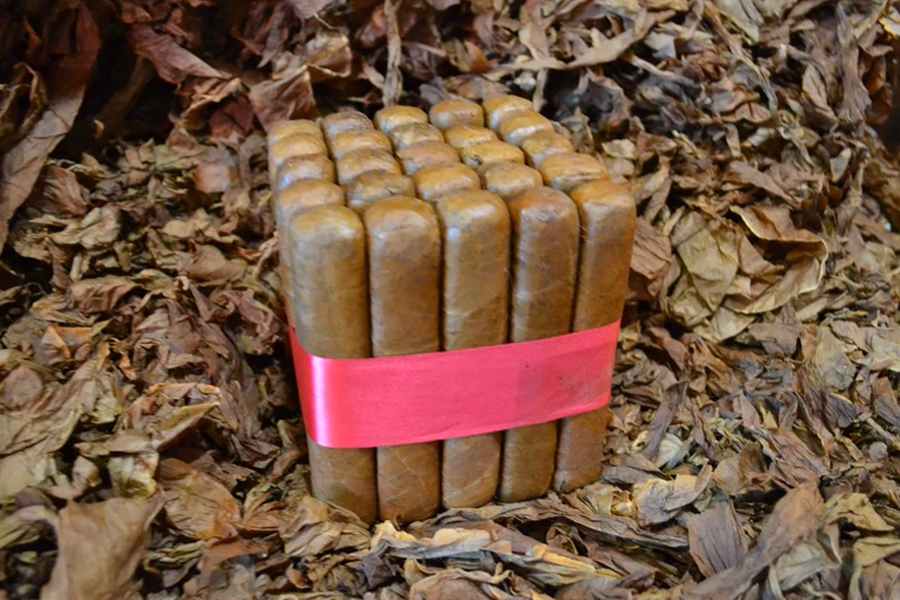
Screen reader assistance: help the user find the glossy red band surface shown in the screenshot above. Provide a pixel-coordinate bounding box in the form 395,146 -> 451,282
290,321 -> 620,449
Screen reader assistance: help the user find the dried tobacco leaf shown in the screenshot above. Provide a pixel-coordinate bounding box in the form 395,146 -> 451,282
0,2 -> 100,251
632,465 -> 712,526
40,496 -> 163,600
687,502 -> 747,578
157,458 -> 242,541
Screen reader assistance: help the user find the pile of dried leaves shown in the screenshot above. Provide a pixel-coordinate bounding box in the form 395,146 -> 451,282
3,0 -> 900,598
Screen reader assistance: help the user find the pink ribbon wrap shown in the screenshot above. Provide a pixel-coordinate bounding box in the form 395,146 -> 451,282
290,321 -> 620,449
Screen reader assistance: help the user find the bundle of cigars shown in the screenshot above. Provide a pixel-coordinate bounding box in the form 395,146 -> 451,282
267,96 -> 636,525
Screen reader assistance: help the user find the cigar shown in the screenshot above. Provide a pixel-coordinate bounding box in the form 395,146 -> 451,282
413,164 -> 481,202
397,141 -> 461,175
496,112 -> 555,146
389,123 -> 445,150
321,110 -> 374,140
273,155 -> 336,194
275,180 -> 345,309
268,120 -> 324,146
287,205 -> 377,524
481,162 -> 543,201
483,95 -> 534,129
329,129 -> 393,159
539,153 -> 609,193
374,105 -> 429,135
429,98 -> 485,129
335,149 -> 402,186
346,172 -> 415,214
459,140 -> 525,172
443,125 -> 498,150
434,191 -> 509,508
499,187 -> 579,502
268,131 -> 328,181
365,197 -> 442,523
521,131 -> 574,168
553,180 -> 635,492
275,180 -> 345,227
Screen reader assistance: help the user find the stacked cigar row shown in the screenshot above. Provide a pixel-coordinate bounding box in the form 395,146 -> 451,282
268,97 -> 636,524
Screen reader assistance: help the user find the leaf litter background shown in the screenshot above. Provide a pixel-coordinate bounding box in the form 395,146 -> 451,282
2,0 -> 900,598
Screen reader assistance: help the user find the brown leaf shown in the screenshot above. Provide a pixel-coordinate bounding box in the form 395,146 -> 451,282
683,483 -> 824,600
727,205 -> 827,314
641,381 -> 687,461
49,206 -> 122,249
382,0 -> 403,106
182,245 -> 246,282
0,2 -> 100,252
249,59 -> 317,131
408,569 -> 497,600
158,458 -> 241,541
40,496 -> 163,600
45,456 -> 101,501
632,465 -> 713,526
67,276 -> 136,314
0,63 -> 46,154
687,502 -> 747,578
712,442 -> 772,497
279,496 -> 370,557
872,377 -> 900,431
809,326 -> 857,392
724,161 -> 794,203
129,24 -> 223,85
763,428 -> 828,488
288,0 -> 333,19
629,218 -> 673,301
26,165 -> 88,217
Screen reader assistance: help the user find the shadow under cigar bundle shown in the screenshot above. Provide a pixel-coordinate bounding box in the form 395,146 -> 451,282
268,96 -> 636,524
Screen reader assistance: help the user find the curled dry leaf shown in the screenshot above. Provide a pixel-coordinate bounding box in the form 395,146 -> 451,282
40,496 -> 164,600
0,1 -> 100,251
632,465 -> 713,526
158,458 -> 242,541
687,502 -> 747,578
280,496 -> 370,558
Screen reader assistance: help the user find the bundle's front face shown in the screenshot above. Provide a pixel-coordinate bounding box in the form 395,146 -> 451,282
268,96 -> 636,524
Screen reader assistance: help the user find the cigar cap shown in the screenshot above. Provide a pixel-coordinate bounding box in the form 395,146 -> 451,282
482,162 -> 543,201
346,172 -> 416,212
268,120 -> 323,146
413,163 -> 481,202
483,95 -> 534,129
336,149 -> 401,186
329,129 -> 392,159
540,153 -> 609,193
508,186 -> 577,215
436,189 -> 505,206
443,125 -> 498,150
521,131 -> 575,167
460,140 -> 525,172
496,112 -> 555,146
374,106 -> 429,135
276,179 -> 344,226
363,196 -> 438,240
429,98 -> 485,129
322,110 -> 374,139
274,155 -> 336,193
569,179 -> 634,210
269,133 -> 328,169
397,141 -> 461,175
389,123 -> 444,150
434,190 -> 509,232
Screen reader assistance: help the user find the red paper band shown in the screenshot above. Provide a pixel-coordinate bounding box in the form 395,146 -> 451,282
290,322 -> 620,449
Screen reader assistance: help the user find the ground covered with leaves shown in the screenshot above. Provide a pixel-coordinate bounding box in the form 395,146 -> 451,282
2,0 -> 900,598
